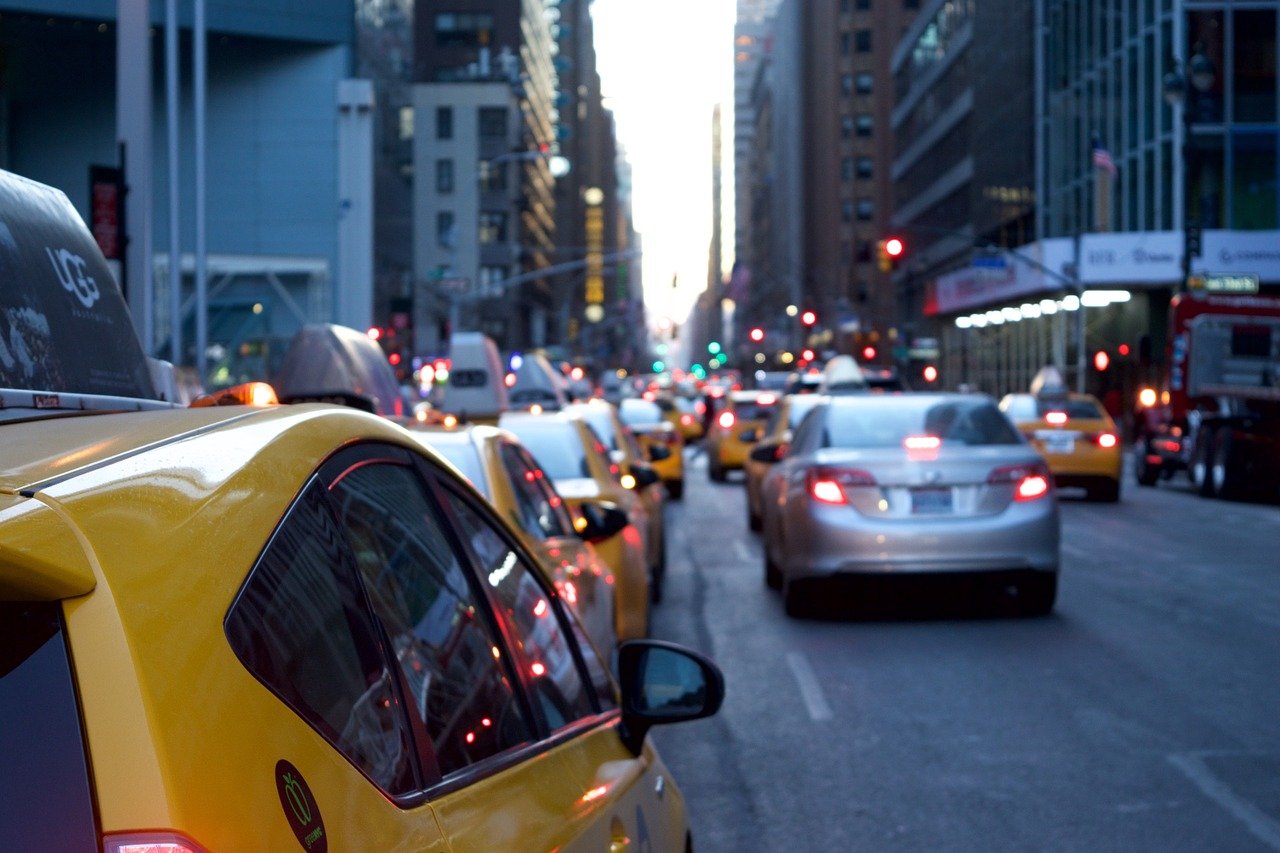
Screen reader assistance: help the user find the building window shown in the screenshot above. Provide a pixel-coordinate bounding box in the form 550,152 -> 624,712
842,115 -> 856,139
856,114 -> 874,137
856,198 -> 875,220
842,200 -> 855,223
856,240 -> 873,262
435,106 -> 452,140
435,13 -> 495,48
478,266 -> 509,298
855,29 -> 872,52
842,74 -> 854,96
842,158 -> 855,181
479,212 -> 508,244
437,211 -> 456,248
478,107 -> 508,139
857,157 -> 874,178
855,72 -> 873,94
857,0 -> 872,8
436,159 -> 454,194
398,106 -> 415,142
841,33 -> 852,57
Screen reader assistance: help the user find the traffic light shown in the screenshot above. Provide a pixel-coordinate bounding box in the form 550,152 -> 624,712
1094,350 -> 1111,372
877,236 -> 906,272
922,364 -> 939,383
862,345 -> 877,361
800,310 -> 818,327
749,326 -> 765,343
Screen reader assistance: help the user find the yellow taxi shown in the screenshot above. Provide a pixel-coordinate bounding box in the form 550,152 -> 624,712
499,409 -> 659,632
0,167 -> 724,851
1000,384 -> 1123,502
563,400 -> 668,599
664,393 -> 707,442
618,396 -> 686,500
409,424 -> 620,656
743,393 -> 828,530
706,389 -> 782,482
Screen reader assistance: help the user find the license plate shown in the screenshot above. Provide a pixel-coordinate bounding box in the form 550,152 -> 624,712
911,487 -> 953,514
1036,431 -> 1075,454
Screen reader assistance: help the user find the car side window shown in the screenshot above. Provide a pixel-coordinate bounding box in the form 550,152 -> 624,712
225,480 -> 419,795
499,442 -> 570,540
789,405 -> 825,453
327,459 -> 535,780
439,485 -> 599,731
515,444 -> 578,535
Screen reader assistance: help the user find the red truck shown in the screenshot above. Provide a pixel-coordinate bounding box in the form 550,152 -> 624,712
1133,291 -> 1280,500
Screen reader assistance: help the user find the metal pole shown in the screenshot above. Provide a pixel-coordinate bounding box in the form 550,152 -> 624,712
194,0 -> 208,383
165,0 -> 181,364
118,0 -> 154,352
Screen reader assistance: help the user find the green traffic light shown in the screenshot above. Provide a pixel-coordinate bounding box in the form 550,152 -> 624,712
708,342 -> 721,355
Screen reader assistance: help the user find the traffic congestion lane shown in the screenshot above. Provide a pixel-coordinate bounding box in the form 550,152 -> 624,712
650,448 -> 1280,852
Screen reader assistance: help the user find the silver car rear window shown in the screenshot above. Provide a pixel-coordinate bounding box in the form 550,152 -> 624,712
824,399 -> 1021,448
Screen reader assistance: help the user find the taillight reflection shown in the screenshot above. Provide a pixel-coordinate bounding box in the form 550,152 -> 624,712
104,834 -> 208,853
988,464 -> 1052,501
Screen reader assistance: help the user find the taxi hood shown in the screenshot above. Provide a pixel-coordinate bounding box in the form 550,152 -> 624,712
0,169 -> 157,400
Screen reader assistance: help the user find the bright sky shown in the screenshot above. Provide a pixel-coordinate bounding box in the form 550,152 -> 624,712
590,0 -> 736,330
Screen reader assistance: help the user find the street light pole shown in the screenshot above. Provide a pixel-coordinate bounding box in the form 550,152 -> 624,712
1163,49 -> 1216,293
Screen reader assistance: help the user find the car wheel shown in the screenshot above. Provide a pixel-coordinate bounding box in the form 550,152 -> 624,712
709,460 -> 726,482
764,549 -> 782,590
1190,427 -> 1215,496
1019,573 -> 1057,616
783,577 -> 819,618
1210,428 -> 1245,500
666,479 -> 684,501
749,507 -> 763,532
1134,440 -> 1159,487
1091,478 -> 1121,502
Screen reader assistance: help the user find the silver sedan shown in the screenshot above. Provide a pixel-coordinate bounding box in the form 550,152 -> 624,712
758,393 -> 1060,617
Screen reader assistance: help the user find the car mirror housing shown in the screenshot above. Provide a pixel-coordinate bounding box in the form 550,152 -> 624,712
629,462 -> 661,489
750,441 -> 786,463
615,639 -> 725,756
576,500 -> 629,543
648,442 -> 672,462
738,428 -> 759,443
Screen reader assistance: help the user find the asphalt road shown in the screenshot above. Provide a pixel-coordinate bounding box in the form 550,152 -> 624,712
648,449 -> 1280,853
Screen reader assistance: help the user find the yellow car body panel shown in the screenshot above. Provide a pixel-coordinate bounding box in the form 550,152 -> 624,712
631,424 -> 685,485
9,406 -> 452,849
707,391 -> 779,476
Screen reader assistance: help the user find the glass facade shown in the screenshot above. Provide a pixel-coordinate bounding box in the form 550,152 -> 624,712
1041,0 -> 1279,237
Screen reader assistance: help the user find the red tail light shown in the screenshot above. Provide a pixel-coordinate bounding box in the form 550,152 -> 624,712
988,463 -> 1052,502
806,466 -> 877,505
903,435 -> 941,451
717,410 -> 736,430
1095,432 -> 1118,449
1044,411 -> 1068,425
681,414 -> 694,426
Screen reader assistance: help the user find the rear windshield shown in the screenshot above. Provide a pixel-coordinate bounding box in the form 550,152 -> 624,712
502,423 -> 592,480
824,398 -> 1021,448
733,399 -> 778,421
427,441 -> 489,498
0,602 -> 98,849
1003,395 -> 1105,420
619,400 -> 663,427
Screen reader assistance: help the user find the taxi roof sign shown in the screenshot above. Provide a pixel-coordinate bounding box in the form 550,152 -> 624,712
0,169 -> 158,400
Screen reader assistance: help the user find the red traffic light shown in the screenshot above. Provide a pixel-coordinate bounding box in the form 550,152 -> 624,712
862,346 -> 877,361
884,237 -> 905,258
749,327 -> 765,343
800,310 -> 818,327
922,364 -> 939,383
801,348 -> 815,362
1094,350 -> 1111,371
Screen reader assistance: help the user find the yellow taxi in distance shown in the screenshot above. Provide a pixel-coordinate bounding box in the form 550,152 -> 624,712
618,397 -> 686,500
409,424 -> 620,657
1000,389 -> 1123,502
499,409 -> 659,632
0,167 -> 724,852
664,394 -> 707,442
706,389 -> 782,482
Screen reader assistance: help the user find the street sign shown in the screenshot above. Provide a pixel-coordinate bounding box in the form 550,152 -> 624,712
437,277 -> 470,294
1189,273 -> 1259,293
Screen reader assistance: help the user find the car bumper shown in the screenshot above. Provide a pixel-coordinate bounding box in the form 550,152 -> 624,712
784,501 -> 1060,580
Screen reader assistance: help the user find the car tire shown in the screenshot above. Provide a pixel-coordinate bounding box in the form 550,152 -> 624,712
764,549 -> 782,590
1191,427 -> 1215,496
1019,573 -> 1057,616
783,577 -> 818,618
1210,428 -> 1245,500
709,460 -> 726,483
749,507 -> 763,532
1134,440 -> 1160,487
667,479 -> 684,501
1091,478 -> 1121,502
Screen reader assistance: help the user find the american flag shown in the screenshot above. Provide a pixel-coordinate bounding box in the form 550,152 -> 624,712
1092,136 -> 1117,178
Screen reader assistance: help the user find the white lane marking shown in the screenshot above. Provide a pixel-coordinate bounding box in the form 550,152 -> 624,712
1167,752 -> 1280,850
734,540 -> 753,563
785,652 -> 834,722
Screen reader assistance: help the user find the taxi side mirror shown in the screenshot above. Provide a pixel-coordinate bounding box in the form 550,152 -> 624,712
749,441 -> 787,463
647,442 -> 672,462
576,501 -> 629,543
615,640 -> 725,757
629,462 -> 661,489
738,428 -> 760,443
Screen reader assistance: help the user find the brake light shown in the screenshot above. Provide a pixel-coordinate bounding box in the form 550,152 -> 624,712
758,393 -> 777,405
806,466 -> 876,505
190,381 -> 278,408
717,410 -> 736,430
104,833 -> 208,853
681,414 -> 694,426
988,464 -> 1052,501
1096,432 -> 1118,449
1044,411 -> 1068,425
903,435 -> 941,451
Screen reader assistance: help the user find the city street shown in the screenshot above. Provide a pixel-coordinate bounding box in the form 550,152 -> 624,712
650,449 -> 1280,852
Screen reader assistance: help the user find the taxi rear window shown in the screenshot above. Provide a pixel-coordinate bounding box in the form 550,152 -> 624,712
0,602 -> 98,849
734,400 -> 777,421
